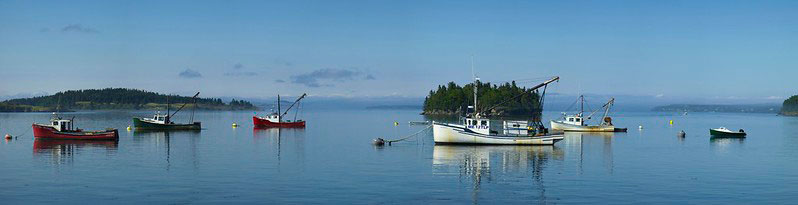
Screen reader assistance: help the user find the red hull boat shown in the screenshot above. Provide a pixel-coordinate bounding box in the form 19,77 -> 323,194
32,116 -> 118,140
253,93 -> 308,128
253,116 -> 306,128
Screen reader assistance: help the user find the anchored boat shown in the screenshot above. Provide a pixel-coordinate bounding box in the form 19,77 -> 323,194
432,76 -> 563,145
710,127 -> 746,137
550,95 -> 626,132
254,93 -> 307,128
32,114 -> 118,140
133,92 -> 201,130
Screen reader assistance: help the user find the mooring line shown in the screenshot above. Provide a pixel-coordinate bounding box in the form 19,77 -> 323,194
373,125 -> 432,146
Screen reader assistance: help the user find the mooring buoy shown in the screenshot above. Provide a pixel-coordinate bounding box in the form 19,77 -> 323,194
126,125 -> 132,131
678,130 -> 686,138
372,138 -> 385,146
232,123 -> 238,128
4,134 -> 11,140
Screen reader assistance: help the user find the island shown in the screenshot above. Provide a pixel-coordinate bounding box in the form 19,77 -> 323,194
781,95 -> 798,116
0,88 -> 257,112
422,81 -> 542,117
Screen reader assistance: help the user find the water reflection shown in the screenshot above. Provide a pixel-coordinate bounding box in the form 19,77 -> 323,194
562,132 -> 617,175
433,145 -> 564,203
253,128 -> 306,164
710,136 -> 745,152
33,139 -> 118,164
132,130 -> 201,170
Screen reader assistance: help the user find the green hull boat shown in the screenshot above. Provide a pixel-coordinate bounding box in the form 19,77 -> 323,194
133,117 -> 201,130
709,127 -> 746,137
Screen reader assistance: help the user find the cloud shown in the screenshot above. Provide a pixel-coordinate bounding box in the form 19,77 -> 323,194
275,79 -> 286,83
60,24 -> 99,33
224,63 -> 258,77
274,59 -> 294,67
289,68 -> 375,87
224,71 -> 258,77
178,69 -> 202,78
655,94 -> 664,98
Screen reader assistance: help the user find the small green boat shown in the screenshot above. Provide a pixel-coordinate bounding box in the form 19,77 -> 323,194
709,127 -> 746,137
133,116 -> 201,130
133,92 -> 202,131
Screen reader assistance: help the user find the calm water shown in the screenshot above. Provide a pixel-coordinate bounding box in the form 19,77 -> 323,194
1,109 -> 798,204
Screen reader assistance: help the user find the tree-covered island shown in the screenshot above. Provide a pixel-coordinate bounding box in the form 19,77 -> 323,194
422,81 -> 543,118
781,95 -> 798,116
0,88 -> 257,112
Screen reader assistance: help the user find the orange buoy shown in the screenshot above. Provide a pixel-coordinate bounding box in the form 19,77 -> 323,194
4,134 -> 11,140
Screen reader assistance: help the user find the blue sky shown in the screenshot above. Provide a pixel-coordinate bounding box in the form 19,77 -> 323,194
1,0 -> 796,103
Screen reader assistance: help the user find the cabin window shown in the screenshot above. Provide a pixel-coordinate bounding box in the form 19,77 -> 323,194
513,124 -> 519,127
568,118 -> 574,122
576,118 -> 581,122
481,120 -> 487,126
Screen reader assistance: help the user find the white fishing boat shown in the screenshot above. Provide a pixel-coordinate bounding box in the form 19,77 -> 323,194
550,95 -> 626,132
432,75 -> 563,145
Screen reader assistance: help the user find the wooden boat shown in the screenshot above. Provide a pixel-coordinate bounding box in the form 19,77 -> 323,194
32,115 -> 118,140
133,92 -> 201,130
550,96 -> 626,132
433,76 -> 564,145
254,93 -> 307,128
710,127 -> 746,137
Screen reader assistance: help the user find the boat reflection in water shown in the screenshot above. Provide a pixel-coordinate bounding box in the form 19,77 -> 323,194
433,145 -> 564,202
132,130 -> 201,170
561,132 -> 617,175
33,139 -> 118,164
710,136 -> 745,153
253,127 -> 306,163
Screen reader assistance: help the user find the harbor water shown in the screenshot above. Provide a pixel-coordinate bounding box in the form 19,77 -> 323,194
1,109 -> 797,204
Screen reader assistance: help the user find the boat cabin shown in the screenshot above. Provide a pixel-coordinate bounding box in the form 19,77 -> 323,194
561,115 -> 585,126
465,118 -> 492,135
50,119 -> 73,131
465,118 -> 540,136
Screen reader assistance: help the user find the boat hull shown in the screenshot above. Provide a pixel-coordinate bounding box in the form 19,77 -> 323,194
710,129 -> 746,137
550,120 -> 616,132
253,116 -> 306,128
133,118 -> 201,130
432,122 -> 563,145
32,124 -> 118,140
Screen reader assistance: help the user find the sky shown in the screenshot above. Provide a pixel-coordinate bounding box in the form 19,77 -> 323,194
1,0 -> 796,104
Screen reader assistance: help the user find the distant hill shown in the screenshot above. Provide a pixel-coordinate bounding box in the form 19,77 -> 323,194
0,88 -> 257,112
652,104 -> 780,113
781,95 -> 798,116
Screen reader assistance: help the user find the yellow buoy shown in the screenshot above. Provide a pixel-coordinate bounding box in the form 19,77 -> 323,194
669,120 -> 673,125
394,122 -> 399,126
232,123 -> 238,128
126,126 -> 132,131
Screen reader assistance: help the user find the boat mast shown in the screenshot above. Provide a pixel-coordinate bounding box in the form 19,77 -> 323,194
601,98 -> 614,121
166,95 -> 170,124
280,93 -> 307,118
277,94 -> 281,122
579,95 -> 584,117
471,56 -> 478,117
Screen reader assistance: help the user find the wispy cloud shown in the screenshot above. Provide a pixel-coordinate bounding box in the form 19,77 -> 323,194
179,69 -> 202,78
288,68 -> 375,87
274,58 -> 294,67
224,63 -> 258,77
275,79 -> 286,83
60,24 -> 99,33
